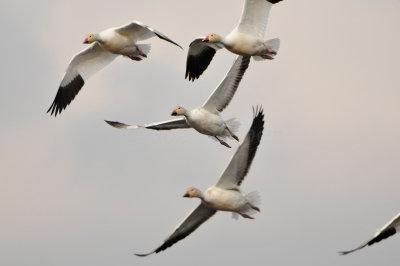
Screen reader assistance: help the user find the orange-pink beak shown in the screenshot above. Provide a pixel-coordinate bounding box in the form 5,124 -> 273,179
202,36 -> 209,42
171,109 -> 177,116
83,38 -> 89,44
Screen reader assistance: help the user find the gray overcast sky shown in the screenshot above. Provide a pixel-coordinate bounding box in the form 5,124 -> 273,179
1,0 -> 400,265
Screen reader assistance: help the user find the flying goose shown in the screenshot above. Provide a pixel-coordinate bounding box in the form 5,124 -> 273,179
105,55 -> 250,148
47,21 -> 182,116
135,107 -> 264,256
185,0 -> 282,81
339,212 -> 400,255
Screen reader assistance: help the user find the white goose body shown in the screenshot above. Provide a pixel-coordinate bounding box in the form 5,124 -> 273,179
204,186 -> 247,212
47,21 -> 182,116
97,29 -> 137,55
106,55 -> 251,148
223,32 -> 267,56
135,108 -> 265,257
185,0 -> 283,81
185,107 -> 227,136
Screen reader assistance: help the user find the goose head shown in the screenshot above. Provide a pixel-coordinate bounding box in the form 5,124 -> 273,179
171,106 -> 187,116
83,34 -> 96,44
203,33 -> 222,44
183,187 -> 203,198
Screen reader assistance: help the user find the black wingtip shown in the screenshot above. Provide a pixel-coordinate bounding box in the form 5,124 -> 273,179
173,42 -> 184,50
104,120 -> 128,129
47,101 -> 59,117
235,106 -> 265,186
250,105 -> 265,148
251,105 -> 265,128
134,251 -> 155,257
338,250 -> 352,256
47,75 -> 85,117
154,32 -> 183,50
185,42 -> 216,82
267,0 -> 283,4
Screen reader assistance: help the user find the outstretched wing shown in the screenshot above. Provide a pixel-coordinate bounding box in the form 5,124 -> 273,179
233,0 -> 282,40
105,117 -> 190,130
135,203 -> 216,256
48,42 -> 117,116
339,212 -> 400,255
215,107 -> 265,189
114,21 -> 182,49
185,38 -> 223,81
202,56 -> 250,113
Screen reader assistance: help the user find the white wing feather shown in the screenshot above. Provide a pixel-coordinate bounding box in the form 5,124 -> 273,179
233,0 -> 273,40
61,42 -> 117,86
114,21 -> 182,48
105,118 -> 189,130
202,55 -> 250,113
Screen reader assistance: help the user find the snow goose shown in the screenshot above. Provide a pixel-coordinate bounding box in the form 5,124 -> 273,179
47,21 -> 182,116
105,55 -> 250,148
135,107 -> 264,256
185,0 -> 282,81
339,212 -> 400,255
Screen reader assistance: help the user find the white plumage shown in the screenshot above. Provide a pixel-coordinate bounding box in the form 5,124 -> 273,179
48,21 -> 182,116
105,55 -> 251,148
185,0 -> 283,81
135,107 -> 265,256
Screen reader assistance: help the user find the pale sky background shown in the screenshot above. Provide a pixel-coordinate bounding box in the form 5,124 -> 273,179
1,0 -> 400,265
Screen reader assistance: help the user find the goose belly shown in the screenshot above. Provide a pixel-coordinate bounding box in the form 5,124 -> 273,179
205,187 -> 246,212
187,109 -> 225,135
101,32 -> 134,55
225,33 -> 263,56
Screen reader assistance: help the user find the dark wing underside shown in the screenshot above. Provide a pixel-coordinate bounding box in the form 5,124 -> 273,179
367,227 -> 397,246
339,227 -> 397,255
339,212 -> 400,255
135,204 -> 216,256
215,107 -> 265,189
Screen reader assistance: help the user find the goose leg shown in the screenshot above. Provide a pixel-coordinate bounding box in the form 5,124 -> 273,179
261,48 -> 277,60
129,56 -> 142,61
136,46 -> 147,58
261,54 -> 274,60
240,213 -> 254,219
214,136 -> 231,148
226,127 -> 239,142
267,48 -> 277,55
249,204 -> 260,212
